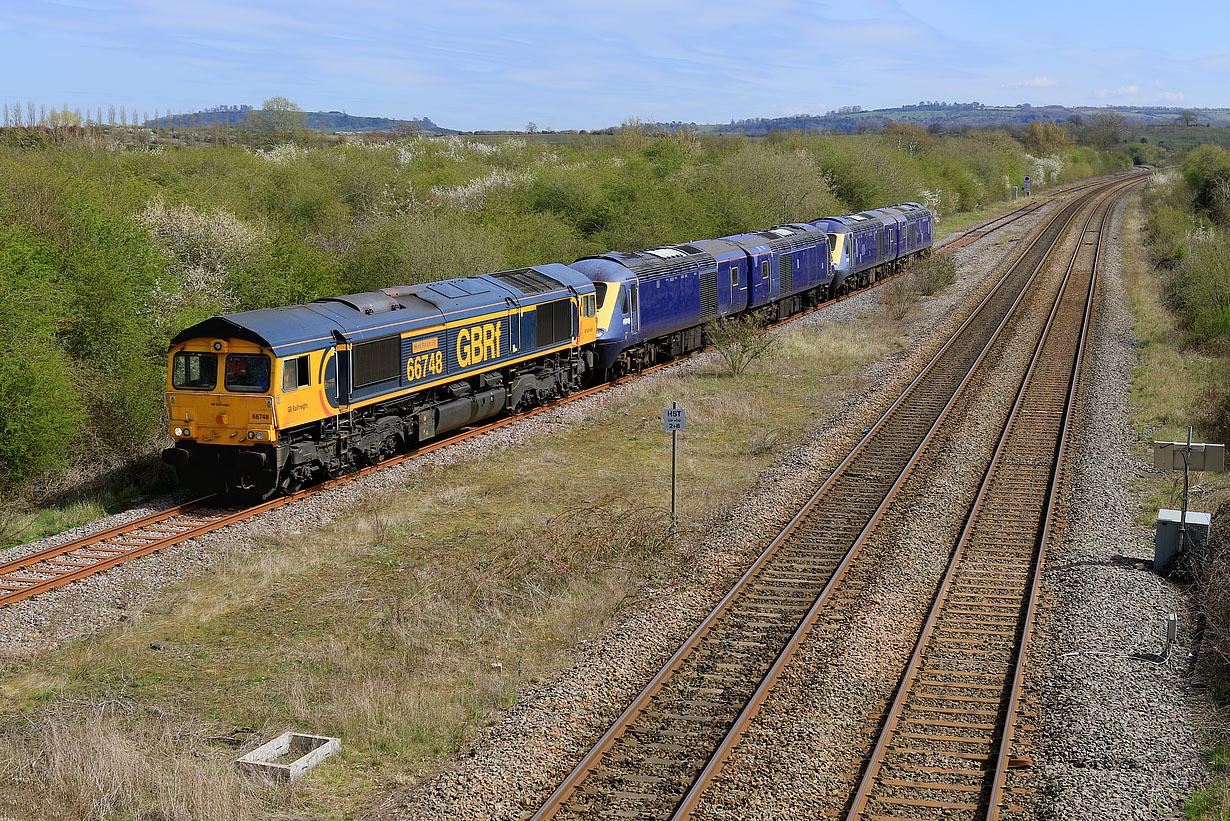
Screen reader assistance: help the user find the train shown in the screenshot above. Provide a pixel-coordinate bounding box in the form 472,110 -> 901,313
162,202 -> 933,497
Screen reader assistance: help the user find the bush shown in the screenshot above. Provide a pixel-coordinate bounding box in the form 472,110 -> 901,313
1172,233 -> 1230,346
1184,144 -> 1230,224
1147,204 -> 1193,267
0,226 -> 84,482
880,275 -> 917,320
912,254 -> 958,296
705,315 -> 776,376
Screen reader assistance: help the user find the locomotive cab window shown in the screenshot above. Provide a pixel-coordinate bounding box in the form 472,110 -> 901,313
730,265 -> 738,287
583,294 -> 596,318
760,260 -> 769,280
620,285 -> 629,314
172,351 -> 217,391
594,282 -> 609,311
225,354 -> 271,393
282,355 -> 311,392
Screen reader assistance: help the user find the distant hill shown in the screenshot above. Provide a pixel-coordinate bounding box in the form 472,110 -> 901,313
145,105 -> 457,134
671,103 -> 1230,136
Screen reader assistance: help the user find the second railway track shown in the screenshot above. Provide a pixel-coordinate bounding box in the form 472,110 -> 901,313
530,172 -> 1144,821
842,173 -> 1135,821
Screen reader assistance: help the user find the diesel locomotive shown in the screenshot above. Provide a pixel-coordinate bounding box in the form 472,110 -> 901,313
162,202 -> 933,497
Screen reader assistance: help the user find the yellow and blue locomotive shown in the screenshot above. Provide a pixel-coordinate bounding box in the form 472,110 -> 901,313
162,264 -> 597,497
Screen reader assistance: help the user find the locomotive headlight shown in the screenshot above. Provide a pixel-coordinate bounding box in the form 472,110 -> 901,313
247,431 -> 256,439
174,427 -> 183,436
256,432 -> 265,440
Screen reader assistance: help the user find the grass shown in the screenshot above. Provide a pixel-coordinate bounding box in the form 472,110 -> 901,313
1120,195 -> 1230,525
1120,190 -> 1230,818
1189,746 -> 1230,819
0,471 -> 177,551
0,313 -> 906,819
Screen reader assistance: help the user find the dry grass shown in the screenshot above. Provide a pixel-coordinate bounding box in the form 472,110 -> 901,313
0,705 -> 291,821
0,306 -> 903,819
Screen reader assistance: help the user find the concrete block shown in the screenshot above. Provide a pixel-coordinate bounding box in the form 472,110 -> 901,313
235,732 -> 340,782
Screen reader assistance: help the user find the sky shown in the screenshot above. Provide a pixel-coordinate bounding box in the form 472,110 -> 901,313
1,0 -> 1224,132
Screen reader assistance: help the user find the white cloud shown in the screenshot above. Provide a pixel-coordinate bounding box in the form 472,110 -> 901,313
1007,76 -> 1056,88
1093,85 -> 1139,98
1158,91 -> 1185,102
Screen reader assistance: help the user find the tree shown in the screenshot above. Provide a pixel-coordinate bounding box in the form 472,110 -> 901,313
1178,109 -> 1200,127
525,121 -> 538,134
883,121 -> 933,156
1021,120 -> 1073,155
249,95 -> 307,144
1083,111 -> 1124,151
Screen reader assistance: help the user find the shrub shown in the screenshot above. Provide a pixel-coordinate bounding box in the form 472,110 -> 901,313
912,254 -> 958,296
705,315 -> 776,376
1172,233 -> 1230,346
1184,144 -> 1230,224
880,275 -> 917,320
1147,204 -> 1193,267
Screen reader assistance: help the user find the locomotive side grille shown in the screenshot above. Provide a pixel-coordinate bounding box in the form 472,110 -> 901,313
353,335 -> 402,388
700,270 -> 718,320
535,298 -> 575,349
780,252 -> 793,293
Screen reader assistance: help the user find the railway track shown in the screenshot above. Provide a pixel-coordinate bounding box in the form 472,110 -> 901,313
842,175 -> 1136,821
0,187 -> 1067,609
529,173 -> 1143,821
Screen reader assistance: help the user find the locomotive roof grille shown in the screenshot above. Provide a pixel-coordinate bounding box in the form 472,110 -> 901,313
592,247 -> 716,281
754,226 -> 827,254
488,267 -> 565,295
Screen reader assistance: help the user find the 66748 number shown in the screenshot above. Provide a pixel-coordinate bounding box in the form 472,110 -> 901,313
407,351 -> 445,382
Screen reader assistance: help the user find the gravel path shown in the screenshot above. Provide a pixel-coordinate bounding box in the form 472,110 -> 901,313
373,201 -> 1067,820
1026,191 -> 1210,818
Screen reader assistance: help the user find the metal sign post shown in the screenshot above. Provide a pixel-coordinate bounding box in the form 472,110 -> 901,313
1181,426 -> 1192,554
1023,174 -> 1031,196
663,403 -> 686,529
